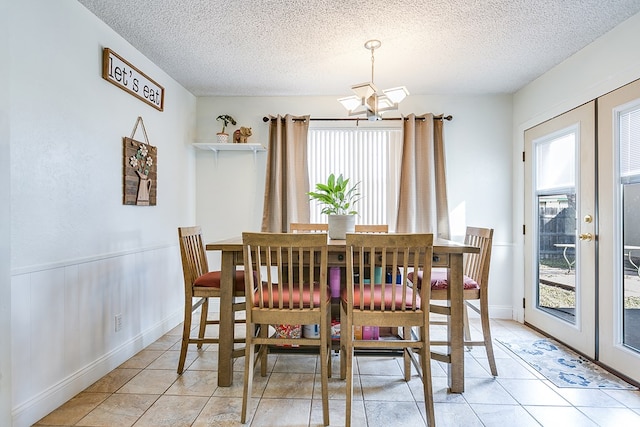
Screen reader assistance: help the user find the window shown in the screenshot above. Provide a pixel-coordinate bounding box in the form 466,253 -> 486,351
620,106 -> 640,183
307,125 -> 403,229
534,126 -> 577,322
618,103 -> 640,351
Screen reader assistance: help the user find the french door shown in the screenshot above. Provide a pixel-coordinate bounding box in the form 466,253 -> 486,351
597,79 -> 640,383
524,81 -> 640,383
524,101 -> 596,357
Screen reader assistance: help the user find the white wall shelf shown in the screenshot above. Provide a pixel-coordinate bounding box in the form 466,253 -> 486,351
193,142 -> 266,164
192,142 -> 266,153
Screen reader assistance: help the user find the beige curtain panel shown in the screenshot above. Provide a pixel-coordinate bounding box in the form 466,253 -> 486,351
396,113 -> 450,239
261,114 -> 311,232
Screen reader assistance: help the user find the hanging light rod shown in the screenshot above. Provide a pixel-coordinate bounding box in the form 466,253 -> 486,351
262,115 -> 453,122
338,39 -> 409,121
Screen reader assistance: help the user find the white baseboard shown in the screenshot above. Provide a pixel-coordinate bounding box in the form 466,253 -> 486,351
490,305 -> 514,319
11,310 -> 182,427
464,304 -> 514,320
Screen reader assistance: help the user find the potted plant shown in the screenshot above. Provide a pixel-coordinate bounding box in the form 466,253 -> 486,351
216,114 -> 236,143
307,173 -> 361,239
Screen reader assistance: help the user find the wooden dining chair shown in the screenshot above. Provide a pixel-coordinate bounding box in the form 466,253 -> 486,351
241,232 -> 332,425
341,233 -> 435,427
176,226 -> 248,374
409,226 -> 497,376
289,222 -> 329,233
354,224 -> 389,233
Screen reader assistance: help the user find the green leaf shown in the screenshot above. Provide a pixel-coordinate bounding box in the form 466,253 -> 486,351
307,172 -> 360,216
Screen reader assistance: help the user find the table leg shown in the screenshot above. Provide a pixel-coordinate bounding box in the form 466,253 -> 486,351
447,253 -> 465,393
562,246 -> 575,273
217,251 -> 235,387
627,249 -> 640,278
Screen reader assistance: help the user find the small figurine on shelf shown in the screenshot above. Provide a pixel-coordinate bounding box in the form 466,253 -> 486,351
216,114 -> 236,143
233,126 -> 252,143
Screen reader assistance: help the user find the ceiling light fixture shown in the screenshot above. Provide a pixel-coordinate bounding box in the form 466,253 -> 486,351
338,39 -> 409,121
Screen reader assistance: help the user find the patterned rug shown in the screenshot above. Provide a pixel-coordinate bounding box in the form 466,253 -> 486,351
497,338 -> 637,389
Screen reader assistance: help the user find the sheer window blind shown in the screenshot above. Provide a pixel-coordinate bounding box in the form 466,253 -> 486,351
535,130 -> 576,192
620,106 -> 640,183
307,127 -> 403,229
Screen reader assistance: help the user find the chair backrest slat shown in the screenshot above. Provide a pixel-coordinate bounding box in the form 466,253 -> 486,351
178,226 -> 209,291
243,232 -> 328,312
289,223 -> 329,233
346,233 -> 433,313
354,224 -> 389,233
463,226 -> 493,289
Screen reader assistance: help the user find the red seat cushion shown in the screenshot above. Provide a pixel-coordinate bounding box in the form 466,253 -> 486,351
341,284 -> 420,309
194,270 -> 247,292
253,283 -> 331,308
407,268 -> 479,290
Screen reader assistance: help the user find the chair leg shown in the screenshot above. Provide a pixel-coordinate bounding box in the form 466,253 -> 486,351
345,332 -> 354,427
480,302 -> 498,376
419,325 -> 436,426
177,297 -> 193,374
259,324 -> 269,377
197,297 -> 209,349
326,308 -> 333,378
340,301 -> 347,379
463,304 -> 472,351
320,313 -> 330,426
241,319 -> 256,424
403,327 -> 411,381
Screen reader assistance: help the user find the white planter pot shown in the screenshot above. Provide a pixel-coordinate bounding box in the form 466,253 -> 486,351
217,132 -> 229,143
328,215 -> 356,240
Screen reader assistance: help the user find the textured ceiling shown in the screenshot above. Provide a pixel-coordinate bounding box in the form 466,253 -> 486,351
77,0 -> 640,97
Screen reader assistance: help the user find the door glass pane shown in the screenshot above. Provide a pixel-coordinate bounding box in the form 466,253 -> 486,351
535,131 -> 576,323
623,183 -> 640,351
537,194 -> 576,322
620,106 -> 640,352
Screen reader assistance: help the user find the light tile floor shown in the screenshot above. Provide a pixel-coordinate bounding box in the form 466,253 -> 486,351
34,318 -> 640,426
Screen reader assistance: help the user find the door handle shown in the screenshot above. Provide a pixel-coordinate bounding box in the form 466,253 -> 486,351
579,233 -> 593,241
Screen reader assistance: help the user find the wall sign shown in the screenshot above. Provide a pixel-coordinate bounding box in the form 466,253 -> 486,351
102,48 -> 164,111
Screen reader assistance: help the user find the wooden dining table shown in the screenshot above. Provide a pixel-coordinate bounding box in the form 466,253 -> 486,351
206,235 -> 479,393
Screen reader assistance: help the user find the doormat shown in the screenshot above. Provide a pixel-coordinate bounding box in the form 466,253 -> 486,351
497,338 -> 637,390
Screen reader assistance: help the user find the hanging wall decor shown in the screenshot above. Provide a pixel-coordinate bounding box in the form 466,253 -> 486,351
123,117 -> 157,206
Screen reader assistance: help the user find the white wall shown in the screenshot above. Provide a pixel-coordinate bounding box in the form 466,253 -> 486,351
195,94 -> 515,317
511,12 -> 640,322
1,0 -> 13,424
8,1 -> 197,425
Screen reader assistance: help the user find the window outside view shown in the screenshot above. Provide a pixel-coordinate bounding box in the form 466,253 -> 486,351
620,107 -> 640,351
535,132 -> 578,323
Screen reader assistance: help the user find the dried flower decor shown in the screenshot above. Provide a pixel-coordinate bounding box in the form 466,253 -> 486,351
129,143 -> 154,177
